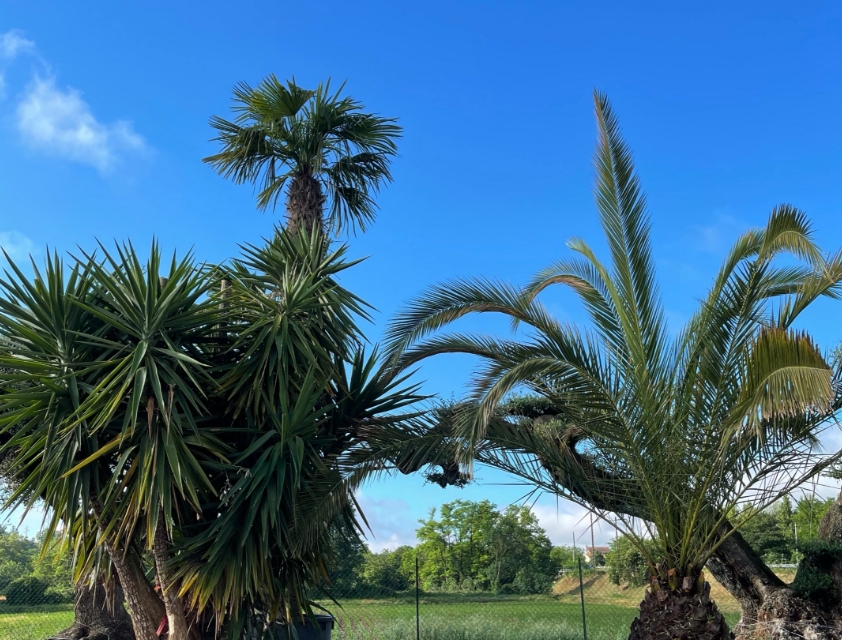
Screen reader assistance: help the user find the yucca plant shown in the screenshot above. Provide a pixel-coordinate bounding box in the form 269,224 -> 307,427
383,93 -> 842,639
0,229 -> 424,640
204,76 -> 402,236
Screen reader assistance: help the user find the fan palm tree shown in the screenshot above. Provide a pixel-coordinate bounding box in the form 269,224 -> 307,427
383,92 -> 842,639
204,75 -> 402,236
0,230 -> 424,640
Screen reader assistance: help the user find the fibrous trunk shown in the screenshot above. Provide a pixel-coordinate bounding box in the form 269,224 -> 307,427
628,580 -> 733,640
153,512 -> 192,640
286,173 -> 324,235
102,534 -> 164,640
706,491 -> 842,640
47,580 -> 134,640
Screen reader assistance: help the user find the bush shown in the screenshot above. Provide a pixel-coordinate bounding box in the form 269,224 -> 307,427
792,541 -> 842,607
605,535 -> 656,588
5,576 -> 55,605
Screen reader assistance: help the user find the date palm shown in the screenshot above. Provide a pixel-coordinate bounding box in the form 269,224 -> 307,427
204,75 -> 402,236
384,93 -> 842,639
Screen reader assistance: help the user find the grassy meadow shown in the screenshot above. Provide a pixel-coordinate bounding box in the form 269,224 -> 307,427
0,569 -> 795,640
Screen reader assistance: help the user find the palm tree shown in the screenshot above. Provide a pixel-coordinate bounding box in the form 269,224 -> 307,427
0,230 -> 424,639
383,92 -> 842,639
204,75 -> 402,236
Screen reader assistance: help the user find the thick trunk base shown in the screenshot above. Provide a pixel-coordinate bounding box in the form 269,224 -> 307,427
733,586 -> 842,640
628,581 -> 733,640
47,581 -> 134,640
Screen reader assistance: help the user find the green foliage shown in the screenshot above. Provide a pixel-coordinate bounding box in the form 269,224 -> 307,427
605,536 -> 657,587
737,495 -> 836,564
549,546 -> 584,572
0,229 -> 426,632
791,541 -> 842,607
416,500 -> 557,594
384,91 -> 842,584
361,547 -> 412,594
0,526 -> 36,593
4,576 -> 52,605
738,507 -> 792,563
205,76 -> 401,234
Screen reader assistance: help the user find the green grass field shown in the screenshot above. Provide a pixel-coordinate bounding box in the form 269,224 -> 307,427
0,605 -> 74,640
0,574 -> 760,640
0,599 -> 679,640
319,594 -> 741,640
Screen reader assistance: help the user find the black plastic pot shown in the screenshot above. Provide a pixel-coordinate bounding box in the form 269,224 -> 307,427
290,614 -> 334,640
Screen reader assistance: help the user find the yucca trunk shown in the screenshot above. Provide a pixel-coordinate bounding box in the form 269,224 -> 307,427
47,580 -> 134,640
92,498 -> 164,640
286,173 -> 324,235
101,535 -> 163,640
628,576 -> 733,640
153,512 -> 192,640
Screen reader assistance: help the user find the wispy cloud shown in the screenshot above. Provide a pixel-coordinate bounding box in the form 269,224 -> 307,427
0,30 -> 35,60
692,214 -> 746,254
0,29 -> 35,98
0,29 -> 148,172
532,503 -> 618,547
0,230 -> 35,264
16,77 -> 147,173
356,491 -> 418,552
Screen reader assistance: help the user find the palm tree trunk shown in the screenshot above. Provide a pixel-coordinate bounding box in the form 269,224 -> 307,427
628,579 -> 732,640
47,579 -> 134,640
707,518 -> 842,640
152,512 -> 192,640
286,173 -> 324,235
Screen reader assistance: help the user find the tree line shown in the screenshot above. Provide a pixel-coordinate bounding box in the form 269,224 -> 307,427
329,499 -> 584,596
0,525 -> 73,605
329,495 -> 838,597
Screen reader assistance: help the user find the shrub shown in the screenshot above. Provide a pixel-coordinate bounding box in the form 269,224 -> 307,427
5,576 -> 53,605
792,541 -> 842,607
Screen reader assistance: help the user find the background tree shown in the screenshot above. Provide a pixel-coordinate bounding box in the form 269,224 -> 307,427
204,76 -> 401,236
0,526 -> 36,594
384,92 -> 842,639
549,545 -> 584,574
413,499 -> 557,594
605,535 -> 658,588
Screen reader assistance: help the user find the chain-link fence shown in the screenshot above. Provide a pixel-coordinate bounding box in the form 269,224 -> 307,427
0,577 -> 75,640
0,558 -> 798,640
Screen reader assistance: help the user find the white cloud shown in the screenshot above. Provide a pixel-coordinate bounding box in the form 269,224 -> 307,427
356,491 -> 418,552
0,230 -> 35,264
16,77 -> 146,172
0,30 -> 35,99
1,30 -> 35,60
532,502 -> 619,548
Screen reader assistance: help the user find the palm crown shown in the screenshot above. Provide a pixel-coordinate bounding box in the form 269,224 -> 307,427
204,75 -> 402,236
384,92 -> 842,596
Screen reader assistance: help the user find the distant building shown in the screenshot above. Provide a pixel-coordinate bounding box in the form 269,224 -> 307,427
584,546 -> 610,562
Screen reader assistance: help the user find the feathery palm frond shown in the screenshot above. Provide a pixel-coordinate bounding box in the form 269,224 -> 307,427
385,91 -> 842,583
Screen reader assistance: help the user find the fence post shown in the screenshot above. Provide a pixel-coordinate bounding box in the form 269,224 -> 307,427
415,554 -> 420,640
577,557 -> 588,640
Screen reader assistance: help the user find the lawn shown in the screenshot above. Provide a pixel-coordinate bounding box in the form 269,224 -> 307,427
324,597 -> 638,640
2,570 -> 792,640
0,605 -> 74,640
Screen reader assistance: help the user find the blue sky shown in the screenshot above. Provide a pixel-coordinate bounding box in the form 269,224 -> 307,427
2,0 -> 842,548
